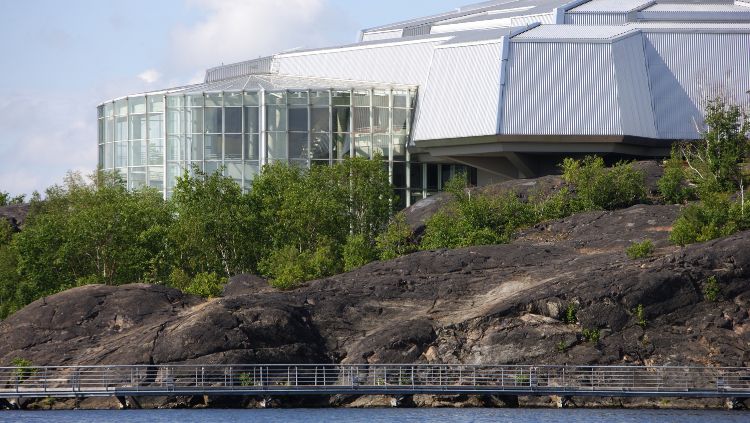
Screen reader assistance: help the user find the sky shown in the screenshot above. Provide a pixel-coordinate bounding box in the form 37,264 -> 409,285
0,0 -> 467,197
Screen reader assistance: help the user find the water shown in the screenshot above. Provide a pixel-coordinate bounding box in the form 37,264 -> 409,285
0,409 -> 747,423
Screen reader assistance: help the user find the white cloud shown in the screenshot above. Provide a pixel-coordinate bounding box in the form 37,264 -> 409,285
137,69 -> 162,84
169,0 -> 355,75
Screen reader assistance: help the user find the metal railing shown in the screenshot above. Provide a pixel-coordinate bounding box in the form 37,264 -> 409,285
1,364 -> 749,398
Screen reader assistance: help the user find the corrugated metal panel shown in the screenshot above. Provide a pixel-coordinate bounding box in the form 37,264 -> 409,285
569,0 -> 653,13
611,34 -> 658,137
643,32 -> 750,139
636,10 -> 750,22
564,13 -> 628,25
412,41 -> 504,141
361,29 -> 403,42
501,41 -> 622,135
511,12 -> 556,25
204,57 -> 274,82
430,12 -> 554,33
275,40 -> 442,85
514,24 -> 634,40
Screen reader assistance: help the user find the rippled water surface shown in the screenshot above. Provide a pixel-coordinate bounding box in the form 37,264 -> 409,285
1,408 -> 748,423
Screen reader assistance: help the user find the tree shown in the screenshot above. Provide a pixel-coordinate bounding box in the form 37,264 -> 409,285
169,166 -> 258,278
0,191 -> 25,207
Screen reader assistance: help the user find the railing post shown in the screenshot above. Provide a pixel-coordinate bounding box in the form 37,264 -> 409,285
412,366 -> 415,389
43,367 -> 47,393
295,366 -> 298,387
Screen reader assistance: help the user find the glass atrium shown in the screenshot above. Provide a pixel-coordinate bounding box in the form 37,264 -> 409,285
98,78 -> 476,207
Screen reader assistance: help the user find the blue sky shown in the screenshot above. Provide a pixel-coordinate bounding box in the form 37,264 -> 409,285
0,0 -> 465,197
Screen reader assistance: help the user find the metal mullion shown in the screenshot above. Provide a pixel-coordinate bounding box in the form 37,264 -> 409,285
349,89 -> 354,159
162,94 -> 167,199
307,89 -> 312,168
260,90 -> 267,166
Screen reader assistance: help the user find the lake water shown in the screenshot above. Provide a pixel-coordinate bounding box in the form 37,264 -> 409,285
0,408 -> 747,423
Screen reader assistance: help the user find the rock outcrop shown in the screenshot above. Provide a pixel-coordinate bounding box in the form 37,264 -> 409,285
2,201 -> 749,370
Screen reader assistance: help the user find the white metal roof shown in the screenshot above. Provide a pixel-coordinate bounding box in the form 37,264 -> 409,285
568,0 -> 653,13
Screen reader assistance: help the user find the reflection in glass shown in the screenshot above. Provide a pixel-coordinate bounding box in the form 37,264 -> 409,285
289,132 -> 308,160
332,107 -> 350,133
311,108 -> 329,133
225,134 -> 242,160
129,115 -> 146,139
267,106 -> 287,131
333,134 -> 350,160
245,107 -> 259,133
244,134 -> 259,160
289,108 -> 308,132
129,97 -> 146,114
204,135 -> 222,160
149,139 -> 164,165
373,108 -> 389,133
129,140 -> 147,166
205,108 -> 222,133
225,107 -> 242,133
148,114 -> 164,140
115,117 -> 128,141
267,132 -> 287,160
353,107 -> 370,133
310,133 -> 330,161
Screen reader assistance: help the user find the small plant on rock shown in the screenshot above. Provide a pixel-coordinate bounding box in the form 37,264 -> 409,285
634,304 -> 647,328
582,328 -> 600,343
626,240 -> 655,260
563,303 -> 578,324
704,275 -> 721,302
556,340 -> 568,352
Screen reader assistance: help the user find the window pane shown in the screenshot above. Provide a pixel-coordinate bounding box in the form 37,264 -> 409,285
373,134 -> 390,158
265,92 -> 286,105
310,133 -> 330,161
427,164 -> 438,190
288,91 -> 308,106
129,97 -> 146,114
186,94 -> 204,107
149,138 -> 164,165
148,96 -> 164,113
187,134 -> 203,161
267,132 -> 287,160
410,163 -> 423,189
244,162 -> 259,186
167,95 -> 184,108
129,115 -> 146,139
373,92 -> 389,107
204,135 -> 222,160
167,163 -> 183,189
244,92 -> 259,106
104,103 -> 114,118
267,106 -> 287,131
225,107 -> 242,133
244,134 -> 259,160
102,142 -> 112,168
98,119 -> 105,143
205,93 -> 222,107
333,134 -> 350,160
244,107 -> 259,133
393,109 -> 408,134
148,114 -> 164,139
373,108 -> 389,133
393,93 -> 408,108
205,161 -> 220,176
289,132 -> 308,160
105,118 -> 114,142
224,92 -> 242,107
115,117 -> 128,141
393,135 -> 407,161
311,108 -> 329,133
129,167 -> 146,190
129,140 -> 146,166
289,107 -> 308,132
187,108 -> 203,133
115,142 -> 127,167
167,135 -> 182,161
353,107 -> 370,133
311,91 -> 329,106
225,134 -> 242,160
353,91 -> 370,107
205,108 -> 222,133
393,162 -> 406,188
354,134 -> 370,158
226,161 -> 242,186
332,107 -> 350,132
115,99 -> 128,116
332,91 -> 350,106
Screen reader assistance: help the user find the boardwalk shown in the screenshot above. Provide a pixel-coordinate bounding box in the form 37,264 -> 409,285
1,364 -> 749,399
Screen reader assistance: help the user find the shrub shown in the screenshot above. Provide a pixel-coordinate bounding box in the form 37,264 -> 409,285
561,156 -> 646,211
260,243 -> 338,290
376,213 -> 417,260
704,276 -> 720,302
634,304 -> 647,328
626,240 -> 655,260
563,303 -> 577,324
11,357 -> 37,381
658,151 -> 695,204
556,340 -> 568,352
533,187 -> 575,221
183,272 -> 226,298
342,233 -> 377,271
669,193 -> 750,246
581,328 -> 601,343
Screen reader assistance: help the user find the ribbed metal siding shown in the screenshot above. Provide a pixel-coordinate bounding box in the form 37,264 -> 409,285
205,57 -> 274,83
275,41 -> 441,85
612,34 -> 658,138
510,12 -> 556,26
565,13 -> 628,25
501,42 -> 622,135
636,10 -> 750,22
412,42 -> 504,141
361,29 -> 404,42
643,32 -> 750,139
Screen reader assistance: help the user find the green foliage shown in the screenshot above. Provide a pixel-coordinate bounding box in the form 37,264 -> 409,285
556,340 -> 568,353
342,233 -> 377,272
626,240 -> 655,260
182,272 -> 226,298
704,275 -> 720,302
0,191 -> 25,207
561,156 -> 646,211
634,304 -> 647,328
658,150 -> 695,204
514,374 -> 530,385
376,213 -> 417,260
669,192 -> 750,246
170,166 -> 258,277
238,372 -> 254,387
581,328 -> 601,343
533,187 -> 576,221
259,242 -> 339,290
677,97 -> 750,193
0,219 -> 13,247
421,180 -> 537,250
11,357 -> 37,381
563,303 -> 578,324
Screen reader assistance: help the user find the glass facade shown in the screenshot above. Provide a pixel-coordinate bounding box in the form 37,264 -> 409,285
98,88 -> 474,207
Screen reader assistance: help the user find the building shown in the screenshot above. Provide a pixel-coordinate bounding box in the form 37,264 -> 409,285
98,0 -> 750,207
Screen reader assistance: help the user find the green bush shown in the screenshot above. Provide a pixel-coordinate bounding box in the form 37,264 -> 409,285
563,303 -> 577,324
634,304 -> 647,328
11,357 -> 37,381
658,151 -> 695,204
561,156 -> 646,211
581,328 -> 600,343
342,233 -> 377,271
182,272 -> 226,298
375,213 -> 417,260
260,243 -> 338,290
704,276 -> 720,302
626,240 -> 655,260
669,193 -> 750,246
